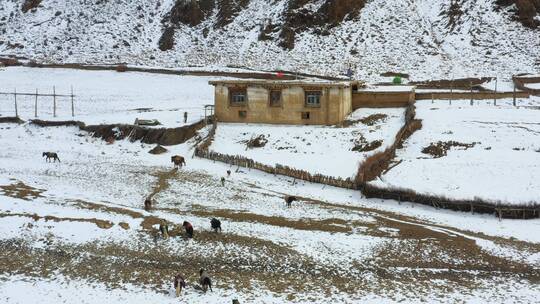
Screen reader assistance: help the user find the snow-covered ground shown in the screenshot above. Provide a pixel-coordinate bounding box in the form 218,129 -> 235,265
373,97 -> 540,205
1,69 -> 540,303
210,108 -> 405,179
0,67 -> 217,127
1,120 -> 539,303
525,83 -> 540,90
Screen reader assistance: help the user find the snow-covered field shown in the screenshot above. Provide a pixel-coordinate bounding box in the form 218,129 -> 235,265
373,98 -> 540,205
0,67 -> 216,127
1,121 -> 539,303
210,108 -> 405,178
1,69 -> 540,303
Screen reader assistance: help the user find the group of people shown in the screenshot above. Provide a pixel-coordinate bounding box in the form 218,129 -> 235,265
173,268 -> 212,297
158,220 -> 194,239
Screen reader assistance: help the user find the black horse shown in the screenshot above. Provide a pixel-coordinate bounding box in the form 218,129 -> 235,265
285,196 -> 297,208
210,218 -> 222,233
42,152 -> 60,163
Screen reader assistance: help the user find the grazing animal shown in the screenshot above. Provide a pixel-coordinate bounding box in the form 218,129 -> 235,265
183,221 -> 194,238
42,152 -> 60,163
171,155 -> 186,168
144,198 -> 153,211
199,269 -> 212,292
226,170 -> 231,177
173,274 -> 186,297
285,195 -> 297,208
220,177 -> 225,186
210,218 -> 222,233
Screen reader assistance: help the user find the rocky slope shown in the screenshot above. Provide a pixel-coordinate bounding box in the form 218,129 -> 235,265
1,0 -> 539,81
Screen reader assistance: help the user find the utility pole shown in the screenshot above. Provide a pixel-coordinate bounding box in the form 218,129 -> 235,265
14,88 -> 18,117
493,77 -> 498,106
513,80 -> 517,107
470,81 -> 473,106
53,86 -> 57,117
71,86 -> 74,117
35,89 -> 38,117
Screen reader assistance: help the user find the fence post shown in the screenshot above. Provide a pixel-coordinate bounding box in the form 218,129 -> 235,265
513,82 -> 516,107
53,86 -> 57,117
493,77 -> 497,106
431,93 -> 434,104
470,81 -> 473,106
449,78 -> 453,106
71,86 -> 74,117
14,88 -> 18,117
35,88 -> 38,117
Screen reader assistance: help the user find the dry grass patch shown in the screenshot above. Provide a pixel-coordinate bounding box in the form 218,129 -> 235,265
0,181 -> 45,201
0,212 -> 114,229
422,141 -> 479,158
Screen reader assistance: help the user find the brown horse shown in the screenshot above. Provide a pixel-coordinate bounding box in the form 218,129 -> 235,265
42,152 -> 60,163
171,155 -> 186,168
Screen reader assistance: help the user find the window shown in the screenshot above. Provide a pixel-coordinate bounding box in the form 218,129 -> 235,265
305,91 -> 321,107
229,89 -> 247,105
238,110 -> 247,118
269,90 -> 282,107
301,112 -> 310,120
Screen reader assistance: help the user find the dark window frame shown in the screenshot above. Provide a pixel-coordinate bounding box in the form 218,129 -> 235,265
305,90 -> 322,107
229,88 -> 248,106
269,89 -> 282,107
301,111 -> 310,120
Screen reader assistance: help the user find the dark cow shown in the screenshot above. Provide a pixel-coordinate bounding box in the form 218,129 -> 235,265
42,152 -> 60,163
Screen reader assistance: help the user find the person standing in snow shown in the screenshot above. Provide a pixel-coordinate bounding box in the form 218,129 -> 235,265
184,111 -> 188,123
159,221 -> 169,239
173,274 -> 186,297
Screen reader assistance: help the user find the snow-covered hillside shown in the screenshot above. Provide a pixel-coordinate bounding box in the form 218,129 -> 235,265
1,0 -> 539,81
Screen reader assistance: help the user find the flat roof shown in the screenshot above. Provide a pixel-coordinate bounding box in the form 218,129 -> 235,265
358,85 -> 416,92
209,79 -> 362,88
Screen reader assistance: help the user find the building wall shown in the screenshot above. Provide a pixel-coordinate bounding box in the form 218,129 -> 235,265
352,91 -> 414,108
214,84 -> 351,125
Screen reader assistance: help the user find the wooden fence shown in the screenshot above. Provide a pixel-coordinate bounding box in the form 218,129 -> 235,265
415,91 -> 529,102
194,122 -> 357,189
194,113 -> 539,219
0,87 -> 76,118
355,103 -> 422,184
362,183 -> 539,219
